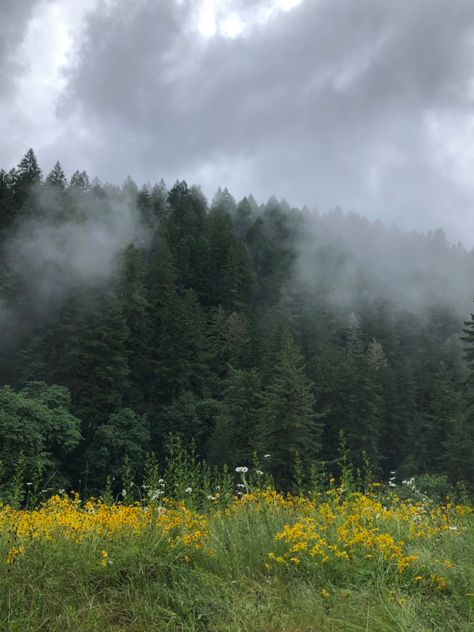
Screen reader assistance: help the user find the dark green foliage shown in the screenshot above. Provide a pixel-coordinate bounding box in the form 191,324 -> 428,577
85,408 -> 150,487
209,367 -> 263,466
260,326 -> 321,488
0,151 -> 473,492
46,161 -> 67,189
0,383 -> 81,485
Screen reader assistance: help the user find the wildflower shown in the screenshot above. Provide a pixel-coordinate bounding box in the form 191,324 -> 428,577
26,482 -> 33,486
185,487 -> 192,493
448,526 -> 458,531
321,588 -> 330,599
148,490 -> 162,501
100,550 -> 108,567
207,495 -> 215,501
256,470 -> 263,475
121,489 -> 127,498
263,454 -> 271,458
6,546 -> 25,565
235,466 -> 248,473
236,483 -> 245,489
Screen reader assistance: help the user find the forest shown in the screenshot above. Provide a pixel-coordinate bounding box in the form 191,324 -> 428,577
1,148 -> 474,496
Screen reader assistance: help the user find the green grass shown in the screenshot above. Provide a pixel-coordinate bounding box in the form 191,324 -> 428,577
0,492 -> 473,631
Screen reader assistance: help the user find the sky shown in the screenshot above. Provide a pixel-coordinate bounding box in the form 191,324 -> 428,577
2,0 -> 474,242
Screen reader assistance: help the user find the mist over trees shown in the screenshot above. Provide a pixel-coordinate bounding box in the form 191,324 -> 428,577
1,149 -> 474,492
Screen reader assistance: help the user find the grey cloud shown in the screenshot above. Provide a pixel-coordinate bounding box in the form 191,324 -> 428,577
0,0 -> 49,98
51,0 -> 474,241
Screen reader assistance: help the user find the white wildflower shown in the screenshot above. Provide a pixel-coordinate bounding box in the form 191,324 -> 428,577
264,454 -> 271,458
256,470 -> 263,476
235,466 -> 248,473
185,487 -> 192,493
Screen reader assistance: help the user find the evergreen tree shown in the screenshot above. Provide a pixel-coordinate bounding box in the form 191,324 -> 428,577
209,367 -> 263,466
46,161 -> 67,189
118,244 -> 152,410
69,170 -> 90,192
13,148 -> 42,210
260,326 -> 321,488
73,292 -> 130,438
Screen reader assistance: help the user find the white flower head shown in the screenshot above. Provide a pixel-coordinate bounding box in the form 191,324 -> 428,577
256,470 -> 263,476
263,454 -> 271,459
236,483 -> 245,488
149,490 -> 164,501
235,466 -> 248,473
185,486 -> 192,493
207,494 -> 215,501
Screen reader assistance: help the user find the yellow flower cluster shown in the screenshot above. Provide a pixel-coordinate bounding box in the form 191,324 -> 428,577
0,485 -> 469,590
0,494 -> 209,565
263,488 -> 469,585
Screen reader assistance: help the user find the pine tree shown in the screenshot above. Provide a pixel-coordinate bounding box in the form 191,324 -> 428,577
0,169 -> 15,241
260,326 -> 321,488
46,161 -> 67,189
210,367 -> 263,466
73,292 -> 131,438
12,148 -> 42,211
118,244 -> 152,411
69,170 -> 90,192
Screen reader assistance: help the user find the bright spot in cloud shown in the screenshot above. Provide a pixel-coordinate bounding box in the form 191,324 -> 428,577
196,0 -> 306,38
198,0 -> 217,37
221,13 -> 245,38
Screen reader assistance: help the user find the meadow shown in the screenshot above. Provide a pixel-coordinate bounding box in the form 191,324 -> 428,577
0,460 -> 473,632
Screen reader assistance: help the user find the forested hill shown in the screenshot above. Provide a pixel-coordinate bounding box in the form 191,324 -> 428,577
1,149 -> 474,492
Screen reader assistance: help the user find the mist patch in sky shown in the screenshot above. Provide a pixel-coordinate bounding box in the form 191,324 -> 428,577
5,185 -> 145,309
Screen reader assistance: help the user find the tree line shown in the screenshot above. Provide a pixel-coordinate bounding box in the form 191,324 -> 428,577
0,149 -> 474,493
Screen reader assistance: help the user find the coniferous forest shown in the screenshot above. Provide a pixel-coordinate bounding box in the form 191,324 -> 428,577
1,149 -> 474,495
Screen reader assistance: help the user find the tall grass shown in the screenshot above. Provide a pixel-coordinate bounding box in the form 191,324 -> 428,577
0,444 -> 473,631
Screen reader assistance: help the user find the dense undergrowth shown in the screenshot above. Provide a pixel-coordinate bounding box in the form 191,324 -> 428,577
1,462 -> 473,631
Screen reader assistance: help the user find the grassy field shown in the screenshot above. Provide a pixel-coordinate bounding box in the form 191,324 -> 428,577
0,481 -> 473,631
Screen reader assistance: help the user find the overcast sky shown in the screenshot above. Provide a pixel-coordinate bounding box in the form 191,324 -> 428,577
2,0 -> 474,242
